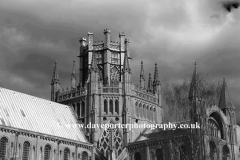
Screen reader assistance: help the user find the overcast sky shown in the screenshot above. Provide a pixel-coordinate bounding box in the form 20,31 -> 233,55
0,0 -> 240,122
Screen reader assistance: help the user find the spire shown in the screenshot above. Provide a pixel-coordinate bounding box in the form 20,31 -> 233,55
91,52 -> 98,71
123,51 -> 131,73
140,61 -> 145,89
188,62 -> 198,102
51,60 -> 59,84
219,77 -> 235,110
71,60 -> 76,89
147,73 -> 152,92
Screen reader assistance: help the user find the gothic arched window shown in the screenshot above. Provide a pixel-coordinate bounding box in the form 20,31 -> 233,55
72,103 -> 76,111
209,141 -> 217,160
139,103 -> 142,118
110,99 -> 113,114
82,151 -> 88,160
115,100 -> 119,115
180,145 -> 187,160
104,99 -> 108,114
97,122 -> 123,157
81,101 -> 85,117
63,148 -> 70,160
222,145 -> 230,160
156,148 -> 164,160
143,105 -> 146,119
22,141 -> 30,160
135,102 -> 139,117
134,152 -> 141,160
44,145 -> 51,160
0,137 -> 8,159
77,102 -> 80,118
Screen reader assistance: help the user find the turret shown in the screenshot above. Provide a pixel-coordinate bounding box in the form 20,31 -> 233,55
103,29 -> 111,85
51,61 -> 60,102
79,37 -> 87,85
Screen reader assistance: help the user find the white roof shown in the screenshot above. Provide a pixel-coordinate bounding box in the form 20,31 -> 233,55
0,87 -> 87,143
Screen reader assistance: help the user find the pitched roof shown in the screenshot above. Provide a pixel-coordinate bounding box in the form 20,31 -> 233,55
0,87 -> 88,143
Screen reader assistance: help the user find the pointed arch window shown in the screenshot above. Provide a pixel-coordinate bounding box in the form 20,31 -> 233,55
82,151 -> 88,160
110,99 -> 114,114
135,102 -> 139,117
44,145 -> 51,160
77,102 -> 80,118
72,103 -> 76,111
134,152 -> 141,160
115,100 -> 119,115
104,99 -> 108,114
22,141 -> 30,160
143,105 -> 146,119
0,137 -> 8,159
156,148 -> 164,160
63,148 -> 70,160
81,101 -> 85,117
139,103 -> 142,118
180,145 -> 186,160
209,141 -> 217,160
222,145 -> 230,160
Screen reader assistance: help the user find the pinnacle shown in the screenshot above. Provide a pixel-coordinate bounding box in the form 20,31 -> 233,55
123,52 -> 131,73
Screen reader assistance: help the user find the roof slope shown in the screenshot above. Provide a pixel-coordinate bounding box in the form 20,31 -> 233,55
0,87 -> 87,143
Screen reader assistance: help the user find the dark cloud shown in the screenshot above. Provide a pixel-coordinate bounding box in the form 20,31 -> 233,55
222,1 -> 239,12
0,0 -> 240,122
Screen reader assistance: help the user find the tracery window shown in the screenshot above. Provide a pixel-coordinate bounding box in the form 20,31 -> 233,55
44,145 -> 51,160
110,66 -> 119,85
82,151 -> 88,160
63,148 -> 70,160
0,137 -> 8,159
208,119 -> 220,138
111,52 -> 119,64
95,52 -> 102,64
97,122 -> 123,159
22,141 -> 30,160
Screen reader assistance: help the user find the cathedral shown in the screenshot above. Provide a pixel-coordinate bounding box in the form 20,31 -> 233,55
50,29 -> 162,160
0,29 -> 239,160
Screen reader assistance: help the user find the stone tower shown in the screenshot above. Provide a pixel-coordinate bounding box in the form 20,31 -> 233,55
50,29 -> 163,159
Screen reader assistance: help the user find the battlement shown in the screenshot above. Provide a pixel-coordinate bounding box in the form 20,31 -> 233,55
133,84 -> 159,104
57,86 -> 86,102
